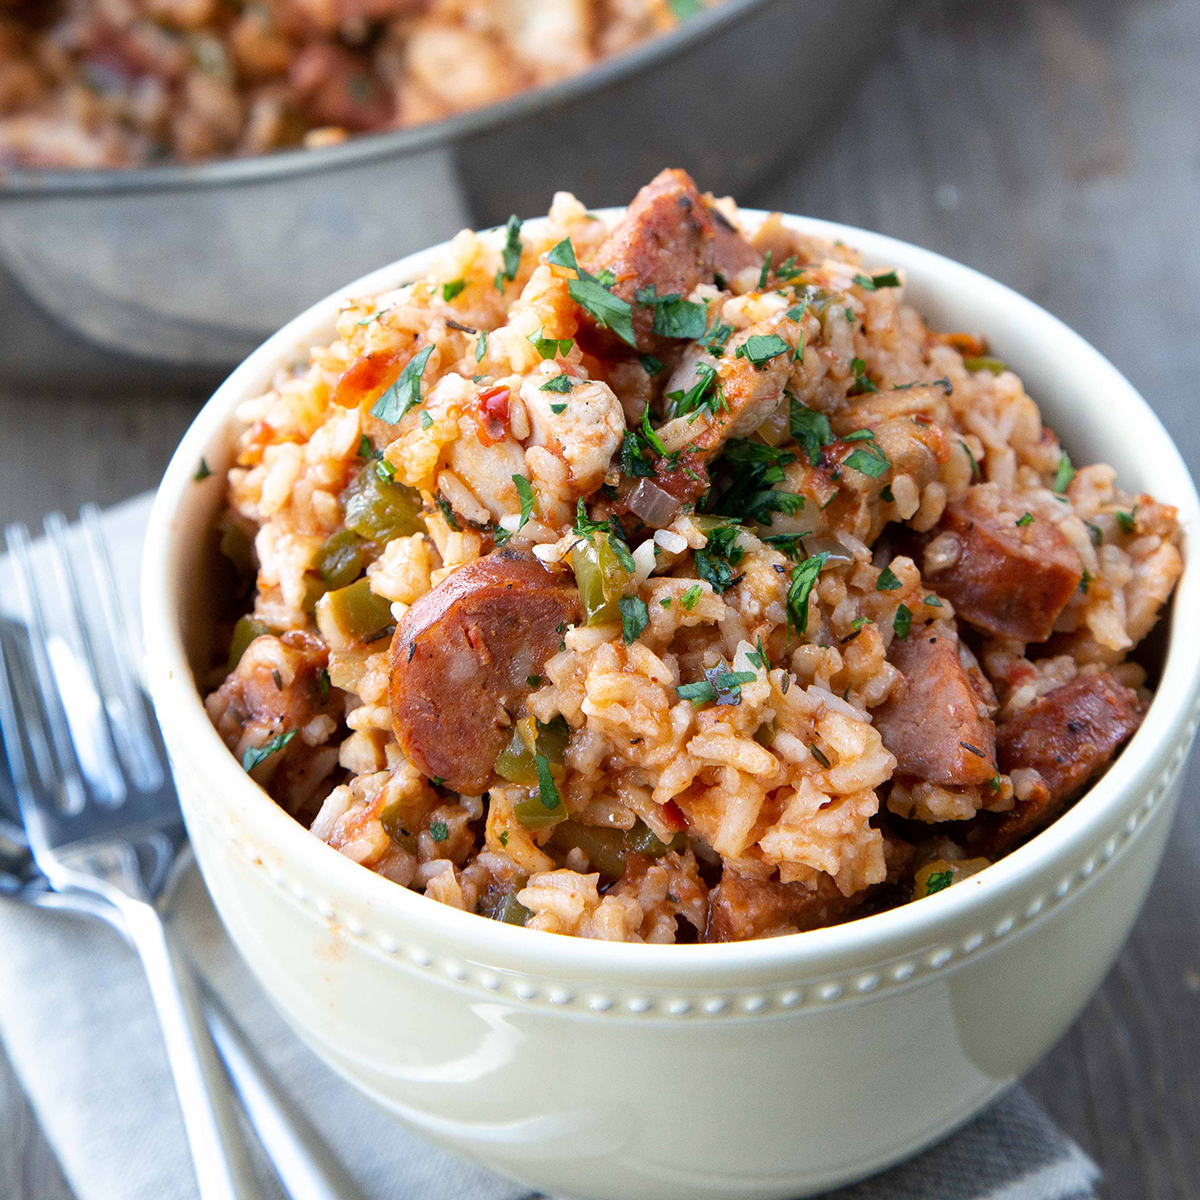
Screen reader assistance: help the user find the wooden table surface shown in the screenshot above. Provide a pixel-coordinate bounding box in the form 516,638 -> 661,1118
2,0 -> 1198,1196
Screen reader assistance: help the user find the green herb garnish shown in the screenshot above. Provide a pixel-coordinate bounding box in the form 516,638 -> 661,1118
619,596 -> 649,644
735,333 -> 792,367
676,679 -> 718,707
371,344 -> 435,423
787,552 -> 829,638
242,731 -> 295,773
442,279 -> 466,302
1053,451 -> 1075,494
512,475 -> 535,529
876,566 -> 902,591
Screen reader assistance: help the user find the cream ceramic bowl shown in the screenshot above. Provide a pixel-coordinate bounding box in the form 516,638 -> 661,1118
142,212 -> 1200,1200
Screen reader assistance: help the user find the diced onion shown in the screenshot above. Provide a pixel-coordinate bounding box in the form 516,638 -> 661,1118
626,479 -> 680,527
654,529 -> 688,555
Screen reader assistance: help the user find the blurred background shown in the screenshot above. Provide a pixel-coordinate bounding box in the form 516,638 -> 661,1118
1,0 -> 1197,1196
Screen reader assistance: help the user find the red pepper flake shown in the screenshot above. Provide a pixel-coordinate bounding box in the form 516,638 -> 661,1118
475,385 -> 511,445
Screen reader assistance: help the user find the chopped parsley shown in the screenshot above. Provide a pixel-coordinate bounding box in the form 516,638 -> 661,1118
694,550 -> 739,592
618,430 -> 655,478
1016,511 -> 1035,527
746,636 -> 768,670
853,270 -> 901,290
681,584 -> 702,609
495,214 -> 522,289
925,595 -> 942,607
960,440 -> 981,479
619,595 -> 650,644
550,402 -> 568,414
810,744 -> 832,768
893,604 -> 913,639
660,597 -> 672,608
193,458 -> 212,481
876,565 -> 902,591
1116,507 -> 1137,534
512,475 -> 535,529
787,551 -> 829,638
775,254 -> 803,281
526,675 -> 542,687
710,439 -> 803,526
676,679 -> 718,707
540,373 -> 574,393
357,309 -> 384,326
429,821 -> 449,842
1053,450 -> 1075,494
848,357 -> 878,396
528,328 -> 574,359
789,397 -> 835,465
437,497 -> 460,530
442,279 -> 466,302
842,431 -> 890,479
636,287 -> 708,340
420,410 -> 434,430
925,869 -> 954,895
640,406 -> 668,456
318,667 -> 331,699
763,534 -> 806,560
1079,569 -> 1092,594
639,353 -> 665,375
242,731 -> 295,773
357,434 -> 372,458
371,344 -> 435,423
706,667 -> 757,705
475,330 -> 487,362
735,333 -> 792,367
758,250 -> 773,290
534,753 -> 561,811
699,323 -> 735,355
666,363 -> 722,417
548,237 -> 637,347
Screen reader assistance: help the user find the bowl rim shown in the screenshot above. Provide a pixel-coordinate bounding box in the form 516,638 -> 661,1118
0,0 -> 774,199
142,208 -> 1200,979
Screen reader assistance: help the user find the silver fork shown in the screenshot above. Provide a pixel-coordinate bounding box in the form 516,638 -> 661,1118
0,505 -> 260,1200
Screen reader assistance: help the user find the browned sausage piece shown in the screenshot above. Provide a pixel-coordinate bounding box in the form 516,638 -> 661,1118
873,622 -> 998,787
585,167 -> 715,354
971,672 -> 1145,857
704,871 -> 861,942
389,550 -> 581,795
705,838 -> 914,941
709,205 -> 763,279
923,489 -> 1083,643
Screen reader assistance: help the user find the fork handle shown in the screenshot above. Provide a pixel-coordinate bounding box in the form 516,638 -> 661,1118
118,898 -> 262,1200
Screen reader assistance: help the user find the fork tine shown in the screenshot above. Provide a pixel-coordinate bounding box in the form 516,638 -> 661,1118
80,503 -> 164,792
5,523 -> 87,815
44,512 -> 126,806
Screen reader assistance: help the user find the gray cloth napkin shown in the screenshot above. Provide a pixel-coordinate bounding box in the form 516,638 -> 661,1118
0,495 -> 1100,1200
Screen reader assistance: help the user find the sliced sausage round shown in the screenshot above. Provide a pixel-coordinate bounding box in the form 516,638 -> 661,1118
389,550 -> 581,795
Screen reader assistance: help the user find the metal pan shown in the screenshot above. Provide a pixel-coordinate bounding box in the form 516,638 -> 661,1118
0,0 -> 897,386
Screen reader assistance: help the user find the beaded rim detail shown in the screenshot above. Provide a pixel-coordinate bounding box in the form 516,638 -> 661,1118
183,705 -> 1198,1020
